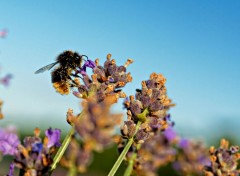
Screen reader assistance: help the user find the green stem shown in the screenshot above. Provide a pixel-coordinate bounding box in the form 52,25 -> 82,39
123,143 -> 141,176
108,138 -> 134,176
51,112 -> 84,172
51,127 -> 75,171
67,164 -> 77,176
123,152 -> 137,176
107,121 -> 141,176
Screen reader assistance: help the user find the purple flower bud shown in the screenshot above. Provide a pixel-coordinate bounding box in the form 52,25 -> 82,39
179,138 -> 189,149
163,127 -> 176,142
45,128 -> 61,148
81,59 -> 96,72
164,114 -> 171,120
7,162 -> 15,176
0,128 -> 20,156
85,59 -> 96,69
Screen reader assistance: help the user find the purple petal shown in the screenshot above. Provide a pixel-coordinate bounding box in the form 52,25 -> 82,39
164,114 -> 171,120
84,59 -> 96,69
0,129 -> 20,156
178,138 -> 189,149
45,128 -> 61,148
32,142 -> 43,152
163,127 -> 176,142
7,162 -> 15,176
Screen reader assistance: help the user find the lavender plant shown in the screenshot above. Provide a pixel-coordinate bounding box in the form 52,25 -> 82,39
203,139 -> 240,176
0,127 -> 61,176
0,51 -> 239,176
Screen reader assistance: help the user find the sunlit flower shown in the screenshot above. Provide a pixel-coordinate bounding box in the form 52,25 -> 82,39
118,73 -> 175,176
73,54 -> 133,102
122,73 -> 175,145
203,139 -> 240,176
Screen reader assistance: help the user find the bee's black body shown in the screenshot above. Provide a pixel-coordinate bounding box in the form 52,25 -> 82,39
35,50 -> 87,94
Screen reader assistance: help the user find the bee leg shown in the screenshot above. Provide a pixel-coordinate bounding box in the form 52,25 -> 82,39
69,83 -> 76,88
71,73 -> 81,78
67,75 -> 79,87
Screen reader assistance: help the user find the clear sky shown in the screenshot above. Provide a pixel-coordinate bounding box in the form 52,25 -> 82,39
0,1 -> 240,141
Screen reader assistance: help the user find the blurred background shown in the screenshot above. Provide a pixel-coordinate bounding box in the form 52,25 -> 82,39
0,0 -> 240,175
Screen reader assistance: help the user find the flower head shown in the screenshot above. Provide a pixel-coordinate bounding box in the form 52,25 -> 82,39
122,73 -> 175,145
203,139 -> 240,176
73,54 -> 133,102
70,96 -> 122,152
117,73 -> 175,176
12,127 -> 61,175
0,127 -> 20,156
63,95 -> 122,173
132,131 -> 177,176
173,138 -> 210,176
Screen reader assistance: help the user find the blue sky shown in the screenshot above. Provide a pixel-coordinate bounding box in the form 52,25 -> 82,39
0,1 -> 240,141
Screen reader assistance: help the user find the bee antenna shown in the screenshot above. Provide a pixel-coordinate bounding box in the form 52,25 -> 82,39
81,55 -> 88,61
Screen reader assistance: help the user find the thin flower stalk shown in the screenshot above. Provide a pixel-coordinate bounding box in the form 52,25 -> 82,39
123,143 -> 141,176
108,121 -> 142,176
51,110 -> 85,172
51,127 -> 75,171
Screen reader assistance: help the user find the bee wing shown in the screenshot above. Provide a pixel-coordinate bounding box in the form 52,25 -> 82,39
34,62 -> 58,74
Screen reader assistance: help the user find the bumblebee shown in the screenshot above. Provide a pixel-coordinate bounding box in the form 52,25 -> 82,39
35,50 -> 87,95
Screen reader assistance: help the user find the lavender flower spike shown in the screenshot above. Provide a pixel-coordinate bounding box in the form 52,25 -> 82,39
0,128 -> 20,155
45,128 -> 61,148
